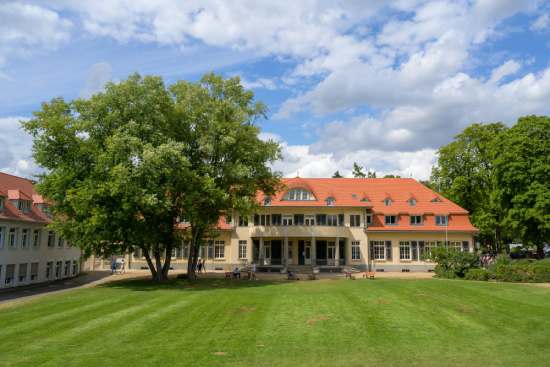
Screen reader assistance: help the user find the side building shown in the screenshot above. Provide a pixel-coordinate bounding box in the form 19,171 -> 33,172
0,172 -> 81,288
125,177 -> 478,273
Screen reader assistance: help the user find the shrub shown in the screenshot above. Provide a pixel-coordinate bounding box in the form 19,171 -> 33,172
465,268 -> 489,281
430,247 -> 480,279
488,257 -> 550,283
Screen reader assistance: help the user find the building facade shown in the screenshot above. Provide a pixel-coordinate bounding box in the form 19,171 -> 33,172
0,172 -> 81,288
128,178 -> 478,272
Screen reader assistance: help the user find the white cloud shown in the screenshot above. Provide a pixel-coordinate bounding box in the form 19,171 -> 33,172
530,13 -> 549,31
80,62 -> 113,98
239,77 -> 278,91
0,2 -> 72,69
488,60 -> 521,84
0,117 -> 40,179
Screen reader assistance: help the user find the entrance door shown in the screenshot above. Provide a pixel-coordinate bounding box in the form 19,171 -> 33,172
316,240 -> 327,265
298,240 -> 311,265
253,240 -> 260,262
271,240 -> 282,265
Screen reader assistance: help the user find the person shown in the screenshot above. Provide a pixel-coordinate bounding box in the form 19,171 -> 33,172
197,258 -> 203,273
201,259 -> 206,273
111,258 -> 117,275
120,258 -> 126,274
251,262 -> 257,280
233,266 -> 241,279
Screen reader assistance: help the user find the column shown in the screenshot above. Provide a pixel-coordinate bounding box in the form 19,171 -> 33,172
284,237 -> 288,267
259,237 -> 264,266
311,237 -> 316,266
335,237 -> 340,266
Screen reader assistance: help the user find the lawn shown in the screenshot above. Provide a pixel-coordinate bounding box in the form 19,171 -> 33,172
0,278 -> 549,367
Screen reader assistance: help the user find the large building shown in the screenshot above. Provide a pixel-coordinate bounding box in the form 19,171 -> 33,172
127,178 -> 478,272
0,172 -> 81,288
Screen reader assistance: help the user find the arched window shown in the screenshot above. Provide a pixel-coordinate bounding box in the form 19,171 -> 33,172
283,188 -> 315,201
326,197 -> 335,206
408,198 -> 417,206
384,198 -> 392,206
263,197 -> 272,206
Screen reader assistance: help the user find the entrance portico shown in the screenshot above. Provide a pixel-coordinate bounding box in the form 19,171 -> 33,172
253,237 -> 347,269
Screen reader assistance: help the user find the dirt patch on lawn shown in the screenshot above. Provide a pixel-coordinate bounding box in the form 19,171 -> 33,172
213,352 -> 227,356
376,298 -> 391,305
307,315 -> 330,326
457,304 -> 477,314
238,306 -> 257,313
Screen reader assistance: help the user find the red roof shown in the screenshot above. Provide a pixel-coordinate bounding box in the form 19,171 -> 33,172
257,178 -> 477,233
0,172 -> 50,224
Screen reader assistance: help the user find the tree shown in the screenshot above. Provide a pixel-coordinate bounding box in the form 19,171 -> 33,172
493,116 -> 550,258
332,171 -> 343,178
352,162 -> 366,178
23,73 -> 281,282
367,170 -> 376,178
383,174 -> 400,178
430,123 -> 508,253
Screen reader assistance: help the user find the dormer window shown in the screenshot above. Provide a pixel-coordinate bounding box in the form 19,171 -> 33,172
361,196 -> 370,202
0,196 -> 4,211
326,197 -> 335,206
384,198 -> 392,206
431,197 -> 442,203
15,200 -> 32,213
263,197 -> 272,206
408,198 -> 417,206
283,188 -> 315,201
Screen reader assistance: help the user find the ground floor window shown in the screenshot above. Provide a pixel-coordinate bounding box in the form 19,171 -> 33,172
214,240 -> 225,259
30,262 -> 39,280
239,240 -> 247,259
5,264 -> 15,285
449,241 -> 462,251
327,241 -> 336,259
351,241 -> 361,260
371,241 -> 385,260
399,241 -> 411,260
55,261 -> 62,278
72,260 -> 78,275
18,263 -> 27,282
46,261 -> 53,279
64,261 -> 71,276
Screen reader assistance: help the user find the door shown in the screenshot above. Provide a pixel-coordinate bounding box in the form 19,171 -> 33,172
271,240 -> 282,265
298,240 -> 305,265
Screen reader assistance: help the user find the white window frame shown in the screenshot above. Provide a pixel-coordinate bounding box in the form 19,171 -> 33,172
327,214 -> 338,226
371,241 -> 385,260
284,188 -> 315,201
399,241 -> 411,260
72,260 -> 78,276
282,215 -> 293,226
32,229 -> 41,248
0,226 -> 5,249
8,228 -> 17,248
64,260 -> 71,277
410,215 -> 423,225
5,264 -> 15,285
449,241 -> 462,251
55,261 -> 62,278
366,214 -> 373,225
422,241 -> 437,258
18,263 -> 28,283
46,261 -> 53,279
214,240 -> 225,259
304,215 -> 315,226
350,214 -> 361,227
30,262 -> 39,281
47,231 -> 55,247
351,241 -> 361,260
384,215 -> 397,225
384,198 -> 392,206
239,240 -> 247,259
21,228 -> 29,248
435,215 -> 448,226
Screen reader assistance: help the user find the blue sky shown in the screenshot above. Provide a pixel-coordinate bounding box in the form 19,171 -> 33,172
1,1 -> 550,179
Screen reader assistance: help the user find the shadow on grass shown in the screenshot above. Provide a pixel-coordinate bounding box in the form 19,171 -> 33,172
99,277 -> 290,293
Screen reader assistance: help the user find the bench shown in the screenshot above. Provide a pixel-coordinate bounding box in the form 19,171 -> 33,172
363,271 -> 375,280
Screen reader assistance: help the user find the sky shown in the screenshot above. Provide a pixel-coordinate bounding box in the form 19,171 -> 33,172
1,1 -> 550,180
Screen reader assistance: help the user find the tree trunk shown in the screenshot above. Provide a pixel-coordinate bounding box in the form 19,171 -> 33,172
162,242 -> 173,279
143,248 -> 158,280
187,226 -> 204,280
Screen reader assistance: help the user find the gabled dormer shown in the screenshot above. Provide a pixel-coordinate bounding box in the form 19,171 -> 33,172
8,190 -> 32,213
383,194 -> 393,206
283,187 -> 316,201
0,193 -> 5,212
325,196 -> 335,206
407,194 -> 417,207
431,196 -> 442,203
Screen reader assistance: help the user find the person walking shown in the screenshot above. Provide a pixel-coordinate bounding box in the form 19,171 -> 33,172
251,262 -> 257,280
111,258 -> 117,275
197,258 -> 203,273
120,258 -> 126,274
201,259 -> 206,273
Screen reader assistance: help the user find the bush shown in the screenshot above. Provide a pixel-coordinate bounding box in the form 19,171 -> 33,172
430,247 -> 480,279
465,268 -> 489,281
488,257 -> 550,283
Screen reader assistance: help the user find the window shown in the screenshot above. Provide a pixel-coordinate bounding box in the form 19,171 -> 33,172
338,214 -> 345,226
72,260 -> 78,276
410,215 -> 423,225
58,237 -> 64,248
384,198 -> 392,206
431,197 -> 442,203
21,229 -> 29,248
225,215 -> 232,224
17,200 -> 32,213
326,197 -> 335,206
263,197 -> 271,206
64,261 -> 71,277
207,241 -> 214,259
350,214 -> 361,227
327,214 -> 338,226
316,214 -> 327,225
239,240 -> 247,259
327,241 -> 336,259
421,241 -> 436,258
351,241 -> 361,260
435,215 -> 448,226
370,241 -> 385,260
384,215 -> 397,225
294,214 -> 304,225
449,241 -> 462,251
399,241 -> 411,260
271,214 -> 282,225
32,229 -> 40,248
366,214 -> 373,225
0,196 -> 4,211
409,198 -> 417,206
284,188 -> 315,201
282,215 -> 293,226
46,261 -> 53,279
5,264 -> 15,285
305,215 -> 315,226
214,240 -> 225,259
31,262 -> 39,281
0,227 -> 4,249
288,241 -> 293,260
55,261 -> 62,278
254,214 -> 270,226
47,231 -> 55,247
8,228 -> 17,248
238,215 -> 248,227
18,263 -> 28,282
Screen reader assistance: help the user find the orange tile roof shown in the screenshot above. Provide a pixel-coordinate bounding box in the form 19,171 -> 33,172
0,172 -> 50,224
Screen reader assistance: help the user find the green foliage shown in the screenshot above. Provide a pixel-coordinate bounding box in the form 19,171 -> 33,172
352,162 -> 366,178
493,115 -> 550,257
23,73 -> 281,281
464,268 -> 489,281
383,174 -> 401,178
332,170 -> 343,178
430,247 -> 480,278
489,258 -> 550,283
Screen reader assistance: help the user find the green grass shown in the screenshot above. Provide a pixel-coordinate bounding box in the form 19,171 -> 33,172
0,278 -> 549,367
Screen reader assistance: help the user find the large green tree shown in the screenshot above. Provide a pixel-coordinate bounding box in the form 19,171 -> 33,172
430,123 -> 508,252
493,116 -> 550,258
352,162 -> 366,178
24,73 -> 281,281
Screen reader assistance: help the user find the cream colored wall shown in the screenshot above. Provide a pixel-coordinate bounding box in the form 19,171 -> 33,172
0,219 -> 81,288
